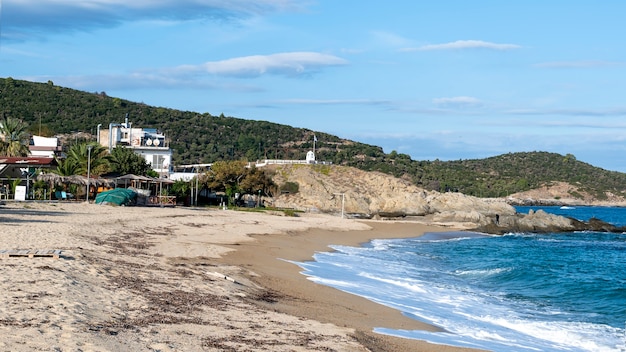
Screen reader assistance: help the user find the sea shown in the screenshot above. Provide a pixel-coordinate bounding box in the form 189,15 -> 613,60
293,206 -> 626,352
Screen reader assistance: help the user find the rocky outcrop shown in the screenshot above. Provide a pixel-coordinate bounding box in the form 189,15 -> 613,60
474,209 -> 626,235
475,209 -> 574,234
267,165 -> 623,235
269,164 -> 514,224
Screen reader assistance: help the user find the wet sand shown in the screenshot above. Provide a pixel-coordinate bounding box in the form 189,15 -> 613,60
220,221 -> 487,352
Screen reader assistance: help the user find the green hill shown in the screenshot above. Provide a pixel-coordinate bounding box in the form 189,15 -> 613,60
0,77 -> 385,164
2,77 -> 626,200
413,152 -> 626,200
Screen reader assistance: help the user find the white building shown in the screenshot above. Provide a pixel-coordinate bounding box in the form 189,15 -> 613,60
29,136 -> 62,158
98,117 -> 173,178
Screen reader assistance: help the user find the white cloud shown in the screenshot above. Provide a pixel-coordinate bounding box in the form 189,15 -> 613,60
370,31 -> 414,47
402,40 -> 521,52
28,51 -> 348,89
279,98 -> 390,106
173,52 -> 348,78
507,107 -> 626,117
534,60 -> 624,68
433,96 -> 482,108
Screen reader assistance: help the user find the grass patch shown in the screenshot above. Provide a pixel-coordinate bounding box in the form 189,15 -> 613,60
313,164 -> 332,176
282,209 -> 299,217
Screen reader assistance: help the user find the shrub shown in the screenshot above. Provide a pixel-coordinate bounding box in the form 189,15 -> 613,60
279,181 -> 299,194
283,209 -> 298,217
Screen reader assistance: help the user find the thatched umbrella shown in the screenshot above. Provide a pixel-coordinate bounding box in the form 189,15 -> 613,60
37,174 -> 115,200
97,178 -> 116,188
64,175 -> 89,186
36,173 -> 65,200
65,175 -> 115,196
63,175 -> 112,187
36,172 -> 65,185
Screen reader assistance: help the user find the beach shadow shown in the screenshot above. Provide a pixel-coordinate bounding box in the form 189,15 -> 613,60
0,208 -> 72,217
0,218 -> 59,224
0,207 -> 73,224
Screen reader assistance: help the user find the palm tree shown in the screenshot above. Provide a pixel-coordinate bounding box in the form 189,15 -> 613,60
51,157 -> 79,176
109,145 -> 151,175
0,115 -> 30,157
66,142 -> 110,176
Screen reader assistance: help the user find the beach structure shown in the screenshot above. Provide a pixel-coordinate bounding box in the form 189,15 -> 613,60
0,157 -> 57,199
97,116 -> 172,178
28,136 -> 63,158
114,173 -> 176,206
170,163 -> 212,181
251,150 -> 329,167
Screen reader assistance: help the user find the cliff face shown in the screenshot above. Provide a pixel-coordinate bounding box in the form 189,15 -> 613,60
268,164 -> 514,226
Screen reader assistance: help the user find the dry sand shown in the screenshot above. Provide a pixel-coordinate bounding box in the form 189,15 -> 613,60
0,202 -> 484,352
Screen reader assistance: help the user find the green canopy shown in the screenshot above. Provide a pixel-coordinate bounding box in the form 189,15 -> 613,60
95,188 -> 137,206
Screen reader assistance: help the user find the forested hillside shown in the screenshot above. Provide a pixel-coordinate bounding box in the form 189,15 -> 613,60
2,77 -> 626,200
0,77 -> 375,164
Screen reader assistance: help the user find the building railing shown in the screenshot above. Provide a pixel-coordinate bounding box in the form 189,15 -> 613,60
254,159 -> 312,167
148,195 -> 176,206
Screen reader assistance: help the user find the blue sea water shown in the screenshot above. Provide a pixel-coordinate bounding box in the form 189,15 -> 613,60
294,206 -> 626,351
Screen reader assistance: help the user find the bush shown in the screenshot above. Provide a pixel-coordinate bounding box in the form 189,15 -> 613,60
279,181 -> 299,194
283,209 -> 298,217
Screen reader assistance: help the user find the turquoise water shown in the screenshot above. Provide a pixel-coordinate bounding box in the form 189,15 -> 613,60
295,206 -> 626,351
517,205 -> 626,227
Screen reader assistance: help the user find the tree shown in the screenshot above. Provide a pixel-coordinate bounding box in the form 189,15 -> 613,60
202,160 -> 247,199
170,179 -> 192,201
0,115 -> 31,157
66,142 -> 110,176
109,145 -> 151,175
201,161 -> 276,206
52,157 -> 79,176
239,165 -> 275,197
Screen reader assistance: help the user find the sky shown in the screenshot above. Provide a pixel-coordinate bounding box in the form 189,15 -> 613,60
1,1 -> 626,172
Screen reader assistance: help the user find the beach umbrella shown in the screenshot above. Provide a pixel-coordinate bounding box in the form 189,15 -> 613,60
36,173 -> 66,200
36,172 -> 65,186
97,178 -> 116,188
62,175 -> 115,188
65,174 -> 90,186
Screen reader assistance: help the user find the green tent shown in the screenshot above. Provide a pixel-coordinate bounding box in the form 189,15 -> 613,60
95,188 -> 137,206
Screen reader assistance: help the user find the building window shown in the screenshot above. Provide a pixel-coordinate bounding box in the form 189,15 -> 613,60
152,155 -> 165,169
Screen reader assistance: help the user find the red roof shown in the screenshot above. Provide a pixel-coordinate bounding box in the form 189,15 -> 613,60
0,157 -> 56,166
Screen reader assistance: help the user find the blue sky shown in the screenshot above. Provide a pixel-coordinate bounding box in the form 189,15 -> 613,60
2,1 -> 626,171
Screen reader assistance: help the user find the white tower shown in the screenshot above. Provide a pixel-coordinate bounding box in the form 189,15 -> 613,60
306,150 -> 315,164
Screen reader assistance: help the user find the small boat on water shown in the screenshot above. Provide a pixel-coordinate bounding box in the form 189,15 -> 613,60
560,206 -> 575,210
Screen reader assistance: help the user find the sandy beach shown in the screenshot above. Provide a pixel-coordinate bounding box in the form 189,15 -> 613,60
0,202 -> 484,351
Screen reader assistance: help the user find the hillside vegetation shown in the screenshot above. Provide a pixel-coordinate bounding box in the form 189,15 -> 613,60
2,77 -> 626,200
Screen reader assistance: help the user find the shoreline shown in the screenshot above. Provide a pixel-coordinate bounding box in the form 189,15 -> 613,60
219,220 -> 487,352
0,202 -> 485,351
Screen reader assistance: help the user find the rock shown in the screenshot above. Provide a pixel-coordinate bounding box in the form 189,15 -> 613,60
432,210 -> 487,225
473,210 -> 626,235
269,164 -> 514,221
268,164 -> 625,235
514,209 -> 574,232
375,211 -> 407,219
